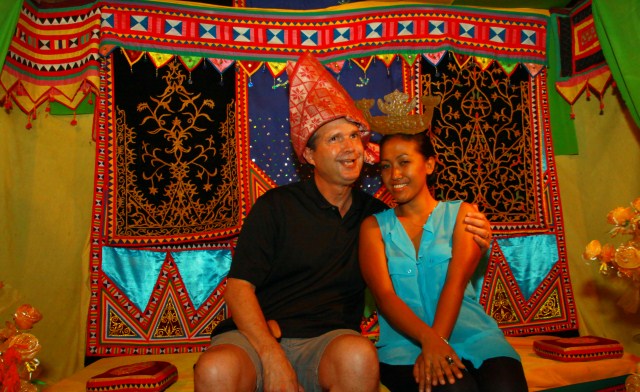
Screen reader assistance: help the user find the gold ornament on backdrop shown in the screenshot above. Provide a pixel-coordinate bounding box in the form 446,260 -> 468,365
355,90 -> 441,135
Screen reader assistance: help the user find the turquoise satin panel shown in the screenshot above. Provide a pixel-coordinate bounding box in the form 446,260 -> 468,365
102,247 -> 232,311
497,234 -> 559,300
172,249 -> 232,309
102,247 -> 167,312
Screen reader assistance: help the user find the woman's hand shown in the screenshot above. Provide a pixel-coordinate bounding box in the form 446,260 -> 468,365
464,204 -> 492,253
413,335 -> 464,392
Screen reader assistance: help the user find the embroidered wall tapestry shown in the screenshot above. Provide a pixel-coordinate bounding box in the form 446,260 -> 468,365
76,0 -> 576,357
89,48 -> 244,356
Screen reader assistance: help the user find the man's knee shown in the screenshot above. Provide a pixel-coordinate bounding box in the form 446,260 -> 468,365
320,334 -> 379,390
194,344 -> 257,392
334,335 -> 378,369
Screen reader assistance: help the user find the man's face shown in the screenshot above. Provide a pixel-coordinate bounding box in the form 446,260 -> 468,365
302,118 -> 364,187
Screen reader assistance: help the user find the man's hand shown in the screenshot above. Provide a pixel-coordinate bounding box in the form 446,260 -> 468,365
267,320 -> 282,339
225,279 -> 303,392
463,204 -> 492,254
261,344 -> 304,392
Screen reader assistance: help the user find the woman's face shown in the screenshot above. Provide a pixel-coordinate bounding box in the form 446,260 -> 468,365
379,136 -> 435,204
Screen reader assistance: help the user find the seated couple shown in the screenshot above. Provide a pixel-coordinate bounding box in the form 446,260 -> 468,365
194,52 -> 527,392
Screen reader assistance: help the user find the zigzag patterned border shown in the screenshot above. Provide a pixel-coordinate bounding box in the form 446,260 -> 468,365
1,0 -> 550,116
7,0 -> 101,78
88,247 -> 230,356
485,255 -> 576,335
99,1 -> 548,63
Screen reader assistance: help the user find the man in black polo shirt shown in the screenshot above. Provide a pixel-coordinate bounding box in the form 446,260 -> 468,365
194,52 -> 492,392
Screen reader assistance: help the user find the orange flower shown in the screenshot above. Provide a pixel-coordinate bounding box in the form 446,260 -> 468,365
13,304 -> 42,331
607,207 -> 635,226
583,239 -> 602,260
600,243 -> 616,263
614,243 -> 640,270
632,197 -> 640,212
5,333 -> 41,361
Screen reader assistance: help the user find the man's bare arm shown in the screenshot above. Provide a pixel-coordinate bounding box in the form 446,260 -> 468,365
225,278 -> 302,391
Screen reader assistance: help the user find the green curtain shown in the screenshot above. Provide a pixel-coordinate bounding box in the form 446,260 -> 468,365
547,14 -> 580,155
0,0 -> 22,73
592,0 -> 640,128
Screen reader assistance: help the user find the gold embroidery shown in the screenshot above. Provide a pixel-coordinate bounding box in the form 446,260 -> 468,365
153,297 -> 184,338
201,311 -> 226,336
108,309 -> 137,337
114,60 -> 238,238
533,288 -> 563,320
489,279 -> 520,324
422,60 -> 535,223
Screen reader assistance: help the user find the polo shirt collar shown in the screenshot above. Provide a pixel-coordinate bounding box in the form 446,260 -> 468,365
302,177 -> 364,215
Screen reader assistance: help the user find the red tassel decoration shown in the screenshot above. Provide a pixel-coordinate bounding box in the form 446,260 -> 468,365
71,111 -> 78,126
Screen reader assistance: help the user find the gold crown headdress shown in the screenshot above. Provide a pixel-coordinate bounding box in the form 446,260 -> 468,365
355,90 -> 441,135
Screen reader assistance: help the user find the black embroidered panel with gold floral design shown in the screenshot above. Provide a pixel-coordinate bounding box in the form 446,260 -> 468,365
104,50 -> 244,245
421,55 -> 546,233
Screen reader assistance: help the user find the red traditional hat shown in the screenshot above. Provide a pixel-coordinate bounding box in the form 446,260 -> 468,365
287,52 -> 375,164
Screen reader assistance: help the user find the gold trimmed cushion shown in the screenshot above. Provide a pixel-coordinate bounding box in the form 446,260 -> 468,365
533,336 -> 624,362
86,360 -> 178,391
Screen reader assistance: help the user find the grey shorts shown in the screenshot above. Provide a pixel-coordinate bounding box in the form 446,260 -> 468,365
210,328 -> 359,392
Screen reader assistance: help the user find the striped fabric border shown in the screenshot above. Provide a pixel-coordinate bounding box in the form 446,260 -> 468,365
99,1 -> 548,63
1,0 -> 549,116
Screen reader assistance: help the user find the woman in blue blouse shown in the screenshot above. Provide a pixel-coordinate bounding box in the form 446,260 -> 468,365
359,132 -> 527,392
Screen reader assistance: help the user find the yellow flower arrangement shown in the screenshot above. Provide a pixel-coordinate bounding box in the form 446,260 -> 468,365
583,197 -> 640,312
583,197 -> 640,276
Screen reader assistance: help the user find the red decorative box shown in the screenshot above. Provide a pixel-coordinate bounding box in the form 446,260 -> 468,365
533,336 -> 624,362
86,361 -> 178,391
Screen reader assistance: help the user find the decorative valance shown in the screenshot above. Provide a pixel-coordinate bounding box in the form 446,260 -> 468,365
0,0 -> 550,120
97,1 -> 548,62
552,0 -> 612,117
0,0 -> 101,121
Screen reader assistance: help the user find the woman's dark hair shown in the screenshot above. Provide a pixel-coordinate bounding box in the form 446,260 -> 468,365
379,131 -> 436,159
